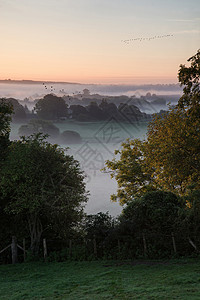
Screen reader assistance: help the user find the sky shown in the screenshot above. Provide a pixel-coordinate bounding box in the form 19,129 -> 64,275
0,0 -> 200,84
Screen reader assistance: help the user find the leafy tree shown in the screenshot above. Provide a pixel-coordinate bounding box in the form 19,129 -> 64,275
0,100 -> 14,259
86,101 -> 105,120
145,106 -> 200,195
178,49 -> 200,115
145,50 -> 200,194
104,139 -> 155,205
70,105 -> 89,120
0,99 -> 13,162
118,103 -> 144,121
5,98 -> 26,121
83,212 -> 116,258
118,191 -> 184,258
0,134 -> 87,255
104,51 -> 200,203
34,94 -> 68,120
99,99 -> 118,119
120,191 -> 182,235
84,212 -> 114,240
180,190 -> 200,236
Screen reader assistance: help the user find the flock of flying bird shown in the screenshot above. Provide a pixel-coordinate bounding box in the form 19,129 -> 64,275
42,83 -> 84,102
42,83 -> 55,92
121,34 -> 174,44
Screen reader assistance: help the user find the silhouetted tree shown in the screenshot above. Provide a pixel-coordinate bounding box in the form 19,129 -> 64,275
35,94 -> 68,120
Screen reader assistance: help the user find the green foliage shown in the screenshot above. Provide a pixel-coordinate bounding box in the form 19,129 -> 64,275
0,133 -> 87,255
0,99 -> 13,134
0,99 -> 13,161
178,49 -> 200,116
104,138 -> 155,204
181,190 -> 200,237
145,106 -> 200,194
84,212 -> 114,240
121,191 -> 182,234
105,51 -> 200,202
34,94 -> 68,120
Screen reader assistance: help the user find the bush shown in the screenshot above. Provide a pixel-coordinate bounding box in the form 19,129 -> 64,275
18,119 -> 60,139
60,130 -> 82,144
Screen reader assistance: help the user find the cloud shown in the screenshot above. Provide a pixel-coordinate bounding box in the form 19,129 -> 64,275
168,19 -> 195,22
168,17 -> 200,23
173,29 -> 200,34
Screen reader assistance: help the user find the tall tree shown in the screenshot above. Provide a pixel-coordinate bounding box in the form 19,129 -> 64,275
35,94 -> 68,120
120,191 -> 182,235
145,50 -> 200,194
0,99 -> 13,255
0,99 -> 13,162
0,134 -> 87,254
5,98 -> 26,122
104,139 -> 155,205
178,49 -> 200,115
145,106 -> 200,194
104,50 -> 200,204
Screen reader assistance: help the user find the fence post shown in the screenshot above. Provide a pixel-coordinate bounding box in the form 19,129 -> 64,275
69,239 -> 72,258
171,232 -> 177,254
93,235 -> 97,257
43,238 -> 47,261
84,238 -> 87,259
118,239 -> 121,255
142,232 -> 147,256
188,237 -> 198,251
23,239 -> 26,262
11,236 -> 18,264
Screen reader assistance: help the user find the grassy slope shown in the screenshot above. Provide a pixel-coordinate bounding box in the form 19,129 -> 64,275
0,260 -> 200,299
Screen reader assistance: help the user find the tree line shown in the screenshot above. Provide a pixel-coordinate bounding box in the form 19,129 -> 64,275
6,94 -> 152,123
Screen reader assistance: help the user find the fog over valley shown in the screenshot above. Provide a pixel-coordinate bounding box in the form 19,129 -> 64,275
0,81 -> 182,99
5,82 -> 180,216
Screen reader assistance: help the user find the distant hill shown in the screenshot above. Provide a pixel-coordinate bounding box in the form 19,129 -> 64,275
0,79 -> 81,85
0,80 -> 181,93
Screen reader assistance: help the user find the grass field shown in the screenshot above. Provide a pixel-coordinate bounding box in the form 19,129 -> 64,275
0,259 -> 200,299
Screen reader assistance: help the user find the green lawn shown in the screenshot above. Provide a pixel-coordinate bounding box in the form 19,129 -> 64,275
0,259 -> 200,299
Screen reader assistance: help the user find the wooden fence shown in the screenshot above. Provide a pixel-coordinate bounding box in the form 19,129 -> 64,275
0,233 -> 199,264
0,236 -> 26,264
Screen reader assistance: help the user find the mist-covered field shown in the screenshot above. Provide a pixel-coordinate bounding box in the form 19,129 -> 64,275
11,120 -> 148,216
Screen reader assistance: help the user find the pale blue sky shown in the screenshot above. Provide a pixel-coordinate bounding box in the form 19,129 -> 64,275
0,0 -> 199,83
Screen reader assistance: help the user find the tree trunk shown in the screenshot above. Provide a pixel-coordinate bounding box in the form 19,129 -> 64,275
28,214 -> 43,256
